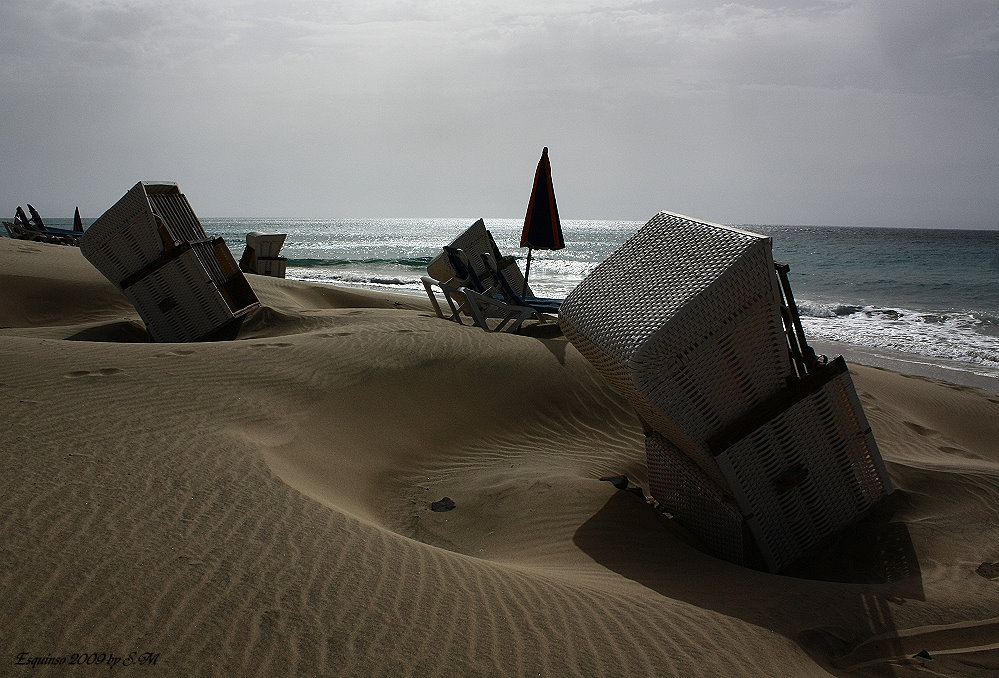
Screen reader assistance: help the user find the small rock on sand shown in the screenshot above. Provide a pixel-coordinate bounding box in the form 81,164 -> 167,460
975,561 -> 999,580
430,497 -> 456,512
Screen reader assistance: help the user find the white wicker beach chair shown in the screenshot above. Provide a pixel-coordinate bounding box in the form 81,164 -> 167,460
81,182 -> 259,342
560,211 -> 892,571
560,212 -> 794,484
239,232 -> 288,278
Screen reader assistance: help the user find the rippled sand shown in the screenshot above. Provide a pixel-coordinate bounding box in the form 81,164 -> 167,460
2,238 -> 998,677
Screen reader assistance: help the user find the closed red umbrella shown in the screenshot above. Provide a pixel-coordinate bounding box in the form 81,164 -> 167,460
73,206 -> 83,232
520,147 -> 564,294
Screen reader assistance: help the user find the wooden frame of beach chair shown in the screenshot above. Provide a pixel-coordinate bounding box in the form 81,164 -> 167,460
559,211 -> 892,571
81,181 -> 259,342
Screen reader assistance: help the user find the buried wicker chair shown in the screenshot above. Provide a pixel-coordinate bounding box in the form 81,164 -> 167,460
81,181 -> 259,342
558,211 -> 892,572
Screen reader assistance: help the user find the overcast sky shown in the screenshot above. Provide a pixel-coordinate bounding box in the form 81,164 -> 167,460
2,0 -> 997,227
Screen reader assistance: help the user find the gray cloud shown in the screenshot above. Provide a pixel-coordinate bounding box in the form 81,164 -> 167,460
2,0 -> 997,227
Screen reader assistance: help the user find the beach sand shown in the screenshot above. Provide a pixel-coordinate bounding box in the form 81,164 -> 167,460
2,237 -> 998,677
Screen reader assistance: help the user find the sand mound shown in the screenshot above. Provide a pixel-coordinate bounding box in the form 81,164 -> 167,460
2,238 -> 998,677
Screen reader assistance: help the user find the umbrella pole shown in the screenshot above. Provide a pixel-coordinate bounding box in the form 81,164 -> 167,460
523,247 -> 533,297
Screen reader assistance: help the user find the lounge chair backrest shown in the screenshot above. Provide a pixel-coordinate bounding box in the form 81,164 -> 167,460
442,246 -> 490,293
480,252 -> 563,314
428,219 -> 534,298
479,252 -> 526,305
26,205 -> 46,231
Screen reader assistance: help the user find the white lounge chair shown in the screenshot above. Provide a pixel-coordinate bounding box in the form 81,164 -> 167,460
422,248 -> 536,333
239,232 -> 288,278
559,211 -> 892,571
427,219 -> 533,299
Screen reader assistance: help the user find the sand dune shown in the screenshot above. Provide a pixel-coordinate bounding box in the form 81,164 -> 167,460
2,237 -> 998,677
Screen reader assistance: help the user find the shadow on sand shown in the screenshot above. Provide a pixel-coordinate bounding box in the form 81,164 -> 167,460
573,488 -> 923,676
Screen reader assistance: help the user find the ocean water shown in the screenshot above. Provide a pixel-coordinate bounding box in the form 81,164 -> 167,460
198,217 -> 999,379
21,216 -> 999,379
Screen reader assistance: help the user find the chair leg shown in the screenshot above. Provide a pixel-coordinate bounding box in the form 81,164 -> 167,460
421,276 -> 464,324
462,288 -> 536,333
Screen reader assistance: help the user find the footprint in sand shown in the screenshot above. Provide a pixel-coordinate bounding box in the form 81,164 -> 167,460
318,332 -> 353,338
903,421 -> 935,436
65,368 -> 125,378
154,349 -> 195,358
938,445 -> 980,460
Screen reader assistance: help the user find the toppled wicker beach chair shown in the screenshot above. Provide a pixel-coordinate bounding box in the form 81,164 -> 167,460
81,181 -> 259,342
559,211 -> 892,571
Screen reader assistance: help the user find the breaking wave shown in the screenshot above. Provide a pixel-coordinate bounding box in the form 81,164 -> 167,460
288,256 -> 434,269
796,300 -> 999,371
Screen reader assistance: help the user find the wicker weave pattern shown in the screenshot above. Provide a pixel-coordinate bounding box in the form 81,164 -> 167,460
561,211 -> 892,571
81,183 -> 171,286
560,213 -> 782,359
715,368 -> 891,571
560,212 -> 791,483
645,432 -> 747,564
